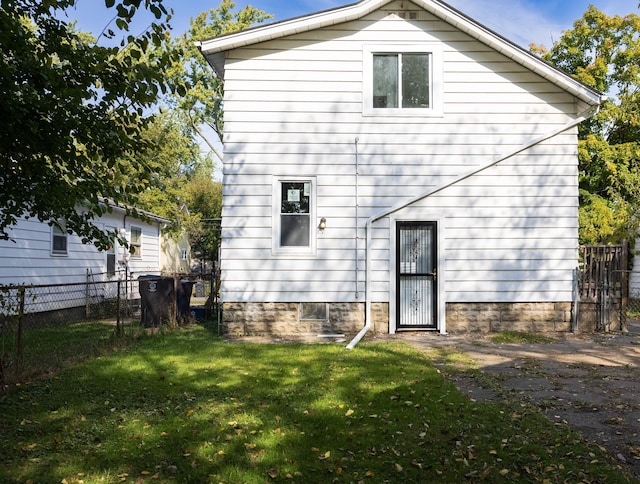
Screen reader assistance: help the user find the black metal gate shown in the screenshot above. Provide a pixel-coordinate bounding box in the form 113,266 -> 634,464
397,222 -> 437,329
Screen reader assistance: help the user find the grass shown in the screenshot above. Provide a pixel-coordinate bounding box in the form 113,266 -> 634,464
1,320 -> 141,384
0,324 -> 636,483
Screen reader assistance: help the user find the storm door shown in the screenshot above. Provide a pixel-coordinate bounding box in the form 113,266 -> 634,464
397,222 -> 437,329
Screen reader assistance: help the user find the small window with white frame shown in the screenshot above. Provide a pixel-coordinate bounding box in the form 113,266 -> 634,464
363,44 -> 442,116
51,221 -> 68,256
130,226 -> 142,258
272,177 -> 317,255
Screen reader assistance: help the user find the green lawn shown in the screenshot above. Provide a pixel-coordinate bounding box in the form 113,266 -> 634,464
0,325 -> 635,483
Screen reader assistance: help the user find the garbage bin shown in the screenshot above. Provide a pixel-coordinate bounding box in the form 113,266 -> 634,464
176,280 -> 195,324
138,275 -> 175,327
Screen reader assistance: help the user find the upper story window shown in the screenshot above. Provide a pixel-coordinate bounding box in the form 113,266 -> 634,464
373,53 -> 430,108
364,44 -> 443,116
130,226 -> 142,258
272,177 -> 317,255
51,221 -> 68,256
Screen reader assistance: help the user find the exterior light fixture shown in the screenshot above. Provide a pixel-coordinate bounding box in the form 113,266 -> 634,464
318,217 -> 327,230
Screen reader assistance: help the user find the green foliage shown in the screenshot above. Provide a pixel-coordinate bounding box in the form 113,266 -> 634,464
0,0 -> 183,249
184,176 -> 223,263
0,326 -> 633,482
539,7 -> 640,244
166,0 -> 272,157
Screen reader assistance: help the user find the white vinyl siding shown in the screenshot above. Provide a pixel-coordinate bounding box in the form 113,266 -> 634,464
219,0 -> 581,305
0,212 -> 164,287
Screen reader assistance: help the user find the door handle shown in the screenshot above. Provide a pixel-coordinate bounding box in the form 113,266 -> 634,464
430,269 -> 437,281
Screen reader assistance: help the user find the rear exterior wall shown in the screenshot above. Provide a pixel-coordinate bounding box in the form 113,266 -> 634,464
219,0 -> 580,334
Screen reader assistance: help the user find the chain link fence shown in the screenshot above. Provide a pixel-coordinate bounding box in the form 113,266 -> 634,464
0,272 -> 218,385
624,270 -> 640,330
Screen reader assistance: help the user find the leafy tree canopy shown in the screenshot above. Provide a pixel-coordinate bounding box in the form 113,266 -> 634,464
533,6 -> 640,245
0,0 -> 183,249
163,0 -> 273,161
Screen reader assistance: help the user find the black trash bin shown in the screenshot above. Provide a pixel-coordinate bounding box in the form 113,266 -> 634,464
138,275 -> 175,327
176,280 -> 195,324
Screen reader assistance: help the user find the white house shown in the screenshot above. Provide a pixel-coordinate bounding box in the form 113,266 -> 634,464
0,203 -> 170,287
197,0 -> 604,340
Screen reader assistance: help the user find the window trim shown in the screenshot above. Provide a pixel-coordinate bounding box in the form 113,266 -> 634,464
363,44 -> 443,117
51,221 -> 68,256
272,176 -> 317,256
130,226 -> 142,259
106,225 -> 117,276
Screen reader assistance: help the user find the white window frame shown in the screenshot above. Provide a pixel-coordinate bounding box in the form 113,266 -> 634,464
106,225 -> 117,276
272,176 -> 317,256
51,221 -> 68,256
363,44 -> 443,117
130,226 -> 142,259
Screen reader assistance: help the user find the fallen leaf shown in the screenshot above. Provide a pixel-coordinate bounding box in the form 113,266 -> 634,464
395,463 -> 403,472
268,468 -> 279,478
345,409 -> 354,417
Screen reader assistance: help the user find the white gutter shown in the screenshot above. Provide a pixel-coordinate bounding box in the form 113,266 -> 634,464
346,105 -> 600,349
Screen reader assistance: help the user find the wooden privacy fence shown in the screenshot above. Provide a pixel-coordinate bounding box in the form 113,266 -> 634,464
577,243 -> 628,331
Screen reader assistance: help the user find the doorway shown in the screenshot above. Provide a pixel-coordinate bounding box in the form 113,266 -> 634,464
396,222 -> 437,329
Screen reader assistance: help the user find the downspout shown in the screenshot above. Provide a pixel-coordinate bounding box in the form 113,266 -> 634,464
355,137 -> 360,300
346,105 -> 599,349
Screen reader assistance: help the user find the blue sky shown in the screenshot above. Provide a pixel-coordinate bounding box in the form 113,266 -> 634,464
68,0 -> 639,50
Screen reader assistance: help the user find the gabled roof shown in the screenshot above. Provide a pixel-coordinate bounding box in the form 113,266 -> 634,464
97,197 -> 171,225
196,0 -> 605,107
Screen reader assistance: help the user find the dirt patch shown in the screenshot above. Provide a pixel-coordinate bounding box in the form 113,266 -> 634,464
385,327 -> 640,478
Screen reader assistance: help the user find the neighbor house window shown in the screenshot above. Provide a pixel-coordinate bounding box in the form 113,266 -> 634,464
105,226 -> 117,276
130,226 -> 142,258
181,248 -> 188,261
364,44 -> 442,116
51,221 -> 68,256
272,177 -> 317,255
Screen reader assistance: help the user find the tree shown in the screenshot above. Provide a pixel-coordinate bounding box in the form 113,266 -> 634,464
165,0 -> 272,162
184,175 -> 223,267
0,0 -> 182,249
533,7 -> 640,244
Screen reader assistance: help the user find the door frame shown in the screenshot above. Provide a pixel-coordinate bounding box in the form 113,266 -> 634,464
389,214 -> 446,334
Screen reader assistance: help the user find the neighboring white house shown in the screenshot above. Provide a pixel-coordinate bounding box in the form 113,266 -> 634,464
197,0 -> 604,338
0,203 -> 170,287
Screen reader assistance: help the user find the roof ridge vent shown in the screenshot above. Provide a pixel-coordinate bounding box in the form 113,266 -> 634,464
392,10 -> 419,20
